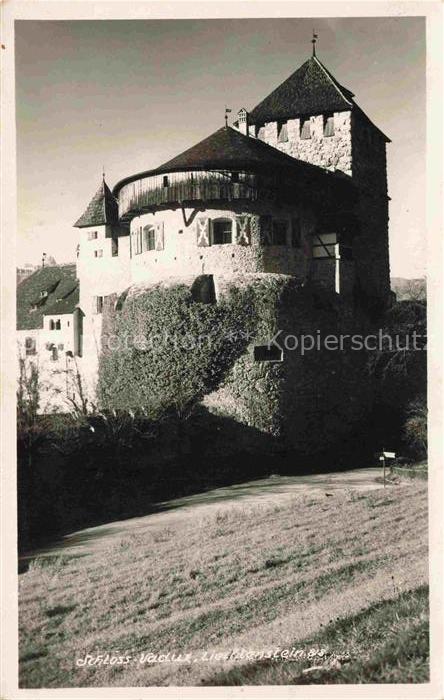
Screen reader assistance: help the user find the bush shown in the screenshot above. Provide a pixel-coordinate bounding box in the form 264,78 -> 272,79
404,397 -> 427,459
97,284 -> 258,415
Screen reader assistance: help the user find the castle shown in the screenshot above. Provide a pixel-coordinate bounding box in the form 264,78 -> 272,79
17,48 -> 391,450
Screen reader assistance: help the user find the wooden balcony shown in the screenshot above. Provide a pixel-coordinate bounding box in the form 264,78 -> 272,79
118,170 -> 276,221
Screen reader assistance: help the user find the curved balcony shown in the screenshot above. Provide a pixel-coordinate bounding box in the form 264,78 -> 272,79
117,170 -> 277,222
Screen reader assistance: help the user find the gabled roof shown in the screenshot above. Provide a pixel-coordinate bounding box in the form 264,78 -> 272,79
247,55 -> 390,142
74,178 -> 119,228
17,264 -> 79,330
112,126 -> 340,195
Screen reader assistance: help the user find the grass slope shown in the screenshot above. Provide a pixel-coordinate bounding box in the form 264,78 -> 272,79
19,481 -> 428,687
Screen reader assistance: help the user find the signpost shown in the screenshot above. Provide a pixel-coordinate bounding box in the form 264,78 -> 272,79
379,450 -> 396,487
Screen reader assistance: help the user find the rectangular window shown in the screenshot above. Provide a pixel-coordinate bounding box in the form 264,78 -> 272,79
277,121 -> 288,143
25,337 -> 36,356
94,249 -> 103,258
300,118 -> 311,140
143,226 -> 156,252
50,346 -> 58,362
88,231 -> 98,241
291,218 -> 301,248
254,344 -> 283,362
55,319 -> 61,330
212,219 -> 232,245
312,232 -> 337,258
163,175 -> 169,188
323,113 -> 335,137
271,220 -> 288,246
112,237 -> 118,256
92,296 -> 104,314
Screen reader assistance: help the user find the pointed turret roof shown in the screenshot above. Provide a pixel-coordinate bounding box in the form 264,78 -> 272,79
248,55 -> 389,141
74,178 -> 119,228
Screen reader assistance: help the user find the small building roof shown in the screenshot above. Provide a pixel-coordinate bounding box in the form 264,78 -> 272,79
17,264 -> 79,330
112,126 -> 345,196
74,178 -> 119,228
247,55 -> 390,142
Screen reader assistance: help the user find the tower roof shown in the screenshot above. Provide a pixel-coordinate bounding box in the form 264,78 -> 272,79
247,55 -> 390,141
74,178 -> 119,228
113,126 -> 336,196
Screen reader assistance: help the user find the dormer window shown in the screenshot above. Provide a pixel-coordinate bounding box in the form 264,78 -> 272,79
323,113 -> 335,137
212,218 -> 233,245
40,290 -> 48,299
300,118 -> 311,140
277,121 -> 288,143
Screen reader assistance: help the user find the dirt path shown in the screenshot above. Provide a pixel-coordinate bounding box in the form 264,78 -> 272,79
20,467 -> 385,566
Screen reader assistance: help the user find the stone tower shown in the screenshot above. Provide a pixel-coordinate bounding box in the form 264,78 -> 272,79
74,177 -> 130,382
235,53 -> 391,311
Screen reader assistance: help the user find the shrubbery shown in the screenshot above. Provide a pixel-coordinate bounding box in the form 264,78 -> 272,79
97,284 -> 260,415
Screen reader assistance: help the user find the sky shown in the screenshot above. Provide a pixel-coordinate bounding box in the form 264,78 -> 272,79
15,17 -> 425,277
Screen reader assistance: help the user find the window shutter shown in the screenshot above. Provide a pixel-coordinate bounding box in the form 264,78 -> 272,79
259,215 -> 272,245
155,222 -> 164,250
196,218 -> 210,247
235,215 -> 251,245
291,218 -> 301,248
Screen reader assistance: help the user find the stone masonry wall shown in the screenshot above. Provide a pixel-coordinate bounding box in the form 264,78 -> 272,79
203,275 -> 373,454
351,115 -> 391,305
249,111 -> 352,175
129,201 -> 314,284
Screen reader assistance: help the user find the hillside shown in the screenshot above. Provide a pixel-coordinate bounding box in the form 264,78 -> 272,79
19,480 -> 428,687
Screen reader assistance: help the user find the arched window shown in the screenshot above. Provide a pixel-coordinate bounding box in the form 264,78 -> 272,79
212,218 -> 233,245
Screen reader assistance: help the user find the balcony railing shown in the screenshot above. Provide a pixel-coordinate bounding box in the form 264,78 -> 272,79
117,170 -> 275,221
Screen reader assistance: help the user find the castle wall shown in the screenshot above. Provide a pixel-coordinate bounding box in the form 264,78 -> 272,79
202,276 -> 372,454
129,202 -> 314,284
351,115 -> 391,305
248,111 -> 352,175
76,224 -> 131,396
246,108 -> 390,307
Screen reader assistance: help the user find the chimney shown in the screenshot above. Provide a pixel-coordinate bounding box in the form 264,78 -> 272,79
237,108 -> 249,136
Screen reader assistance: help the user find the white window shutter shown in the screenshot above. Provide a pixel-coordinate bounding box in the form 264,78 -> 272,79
196,218 -> 211,247
235,215 -> 251,245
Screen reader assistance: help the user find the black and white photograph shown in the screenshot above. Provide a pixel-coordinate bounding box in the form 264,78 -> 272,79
1,2 -> 442,698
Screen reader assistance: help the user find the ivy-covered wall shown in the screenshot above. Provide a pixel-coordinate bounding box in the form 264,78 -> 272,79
98,274 -> 373,456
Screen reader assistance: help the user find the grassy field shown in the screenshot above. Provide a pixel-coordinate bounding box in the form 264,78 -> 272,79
19,480 -> 428,687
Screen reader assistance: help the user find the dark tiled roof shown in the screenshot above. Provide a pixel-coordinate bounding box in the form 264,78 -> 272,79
74,179 -> 119,228
113,126 -> 338,195
17,264 -> 79,330
247,55 -> 390,142
248,56 -> 353,124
